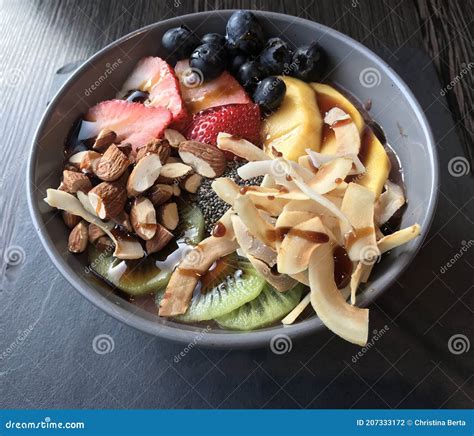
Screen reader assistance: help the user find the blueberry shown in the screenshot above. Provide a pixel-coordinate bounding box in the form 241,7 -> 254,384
190,43 -> 225,80
259,37 -> 292,75
229,52 -> 249,75
162,26 -> 200,60
253,76 -> 286,114
237,61 -> 267,91
291,42 -> 327,82
201,33 -> 226,48
226,10 -> 265,55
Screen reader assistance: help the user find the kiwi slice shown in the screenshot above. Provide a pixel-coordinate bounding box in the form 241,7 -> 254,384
175,198 -> 205,245
88,202 -> 205,296
156,254 -> 266,322
215,283 -> 304,330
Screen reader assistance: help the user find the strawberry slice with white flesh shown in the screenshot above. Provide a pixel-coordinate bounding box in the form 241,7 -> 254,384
117,56 -> 188,126
175,59 -> 251,114
79,100 -> 172,153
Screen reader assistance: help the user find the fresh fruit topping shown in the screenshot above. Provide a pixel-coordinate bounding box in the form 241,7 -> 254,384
259,37 -> 292,75
161,25 -> 200,60
185,103 -> 261,147
253,76 -> 286,114
117,57 -> 188,126
160,255 -> 266,322
189,43 -> 226,80
262,76 -> 322,160
215,283 -> 303,330
225,10 -> 265,55
175,199 -> 205,245
237,60 -> 267,91
80,100 -> 172,153
175,60 -> 251,113
291,42 -> 327,82
228,52 -> 249,75
201,32 -> 226,48
125,90 -> 149,103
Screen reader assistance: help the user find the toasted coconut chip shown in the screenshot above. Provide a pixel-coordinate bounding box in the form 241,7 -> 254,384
307,149 -> 365,176
275,210 -> 315,251
277,216 -> 330,275
159,236 -> 238,316
350,262 -> 364,305
308,157 -> 353,194
216,132 -> 268,161
323,107 -> 361,156
231,215 -> 276,266
298,155 -> 318,174
329,181 -> 349,197
76,190 -> 98,216
282,292 -> 311,325
293,179 -> 352,231
309,244 -> 369,346
234,195 -> 276,248
290,270 -> 310,286
260,174 -> 277,188
359,263 -> 373,283
378,224 -> 421,254
341,183 -> 379,261
211,177 -> 240,206
375,181 -> 405,226
247,254 -> 296,292
44,189 -> 144,259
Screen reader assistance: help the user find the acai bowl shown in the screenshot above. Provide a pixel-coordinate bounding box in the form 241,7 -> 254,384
27,10 -> 438,348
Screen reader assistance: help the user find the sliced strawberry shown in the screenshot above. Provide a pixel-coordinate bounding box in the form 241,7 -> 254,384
117,56 -> 188,126
80,99 -> 172,152
175,60 -> 251,114
185,103 -> 262,152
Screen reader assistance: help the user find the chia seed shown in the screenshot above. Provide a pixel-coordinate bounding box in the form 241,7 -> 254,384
195,160 -> 264,235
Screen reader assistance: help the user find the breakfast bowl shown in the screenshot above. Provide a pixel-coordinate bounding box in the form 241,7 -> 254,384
27,10 -> 438,349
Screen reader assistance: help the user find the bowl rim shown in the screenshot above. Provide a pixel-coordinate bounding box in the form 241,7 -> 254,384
27,10 -> 439,349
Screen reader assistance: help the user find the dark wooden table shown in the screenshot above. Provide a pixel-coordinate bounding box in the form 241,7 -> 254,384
1,0 -> 472,409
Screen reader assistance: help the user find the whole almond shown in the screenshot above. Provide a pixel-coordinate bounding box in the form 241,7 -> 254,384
95,144 -> 130,181
62,211 -> 81,229
148,183 -> 174,206
88,181 -> 127,219
88,223 -> 105,244
93,129 -> 117,152
178,140 -> 226,178
136,139 -> 170,164
68,221 -> 88,253
61,170 -> 92,193
146,223 -> 174,254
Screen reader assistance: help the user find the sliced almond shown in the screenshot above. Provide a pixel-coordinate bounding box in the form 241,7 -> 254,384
178,140 -> 226,178
146,223 -> 174,254
94,144 -> 130,181
164,128 -> 186,148
92,129 -> 117,152
157,202 -> 179,231
136,139 -> 170,164
88,181 -> 127,219
79,151 -> 102,174
157,162 -> 192,184
88,223 -> 105,244
127,153 -> 162,197
62,211 -> 81,229
148,183 -> 174,206
68,221 -> 88,253
61,170 -> 92,193
130,197 -> 157,240
181,173 -> 203,193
